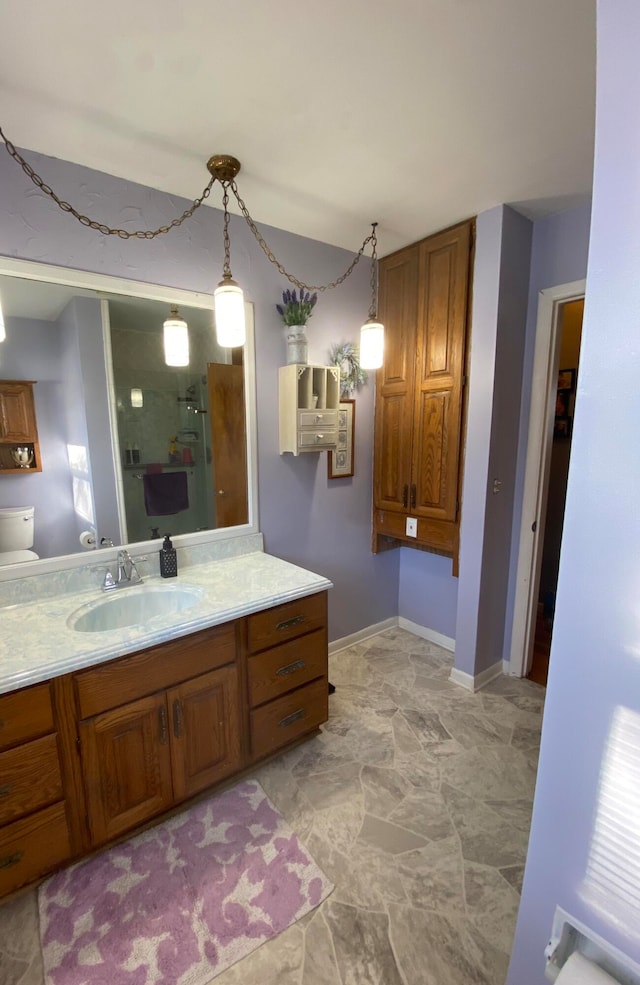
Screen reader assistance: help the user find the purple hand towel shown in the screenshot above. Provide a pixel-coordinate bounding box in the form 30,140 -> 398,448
143,471 -> 189,515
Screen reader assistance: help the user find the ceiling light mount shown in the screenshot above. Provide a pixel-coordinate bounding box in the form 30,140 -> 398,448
206,155 -> 242,183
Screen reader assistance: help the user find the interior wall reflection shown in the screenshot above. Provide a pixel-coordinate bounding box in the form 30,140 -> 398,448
0,268 -> 253,567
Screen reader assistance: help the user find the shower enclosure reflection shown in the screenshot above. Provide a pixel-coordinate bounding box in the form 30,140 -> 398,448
0,263 -> 254,566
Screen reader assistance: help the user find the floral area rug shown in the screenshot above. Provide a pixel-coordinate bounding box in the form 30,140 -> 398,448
38,779 -> 333,985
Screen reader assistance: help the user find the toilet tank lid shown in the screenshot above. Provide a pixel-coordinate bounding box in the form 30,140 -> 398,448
0,506 -> 35,518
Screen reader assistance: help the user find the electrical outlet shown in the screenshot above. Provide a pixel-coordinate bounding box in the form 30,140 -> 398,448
406,517 -> 417,538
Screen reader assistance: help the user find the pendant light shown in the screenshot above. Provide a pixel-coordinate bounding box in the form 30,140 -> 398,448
163,305 -> 189,366
359,223 -> 384,370
0,129 -> 385,356
210,157 -> 246,348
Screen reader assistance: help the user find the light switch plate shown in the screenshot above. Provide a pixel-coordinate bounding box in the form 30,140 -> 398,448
406,517 -> 417,537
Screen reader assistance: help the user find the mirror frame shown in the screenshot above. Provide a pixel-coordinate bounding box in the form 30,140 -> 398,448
0,256 -> 259,581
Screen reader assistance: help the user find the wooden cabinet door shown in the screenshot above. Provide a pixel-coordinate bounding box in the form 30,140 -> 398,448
80,693 -> 173,845
168,666 -> 242,803
412,221 -> 471,521
373,245 -> 419,513
0,382 -> 37,441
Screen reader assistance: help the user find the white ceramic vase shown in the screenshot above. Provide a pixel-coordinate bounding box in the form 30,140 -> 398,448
284,325 -> 308,365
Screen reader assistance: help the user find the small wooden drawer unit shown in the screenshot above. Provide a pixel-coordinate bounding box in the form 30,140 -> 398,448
0,682 -> 71,896
246,592 -> 329,760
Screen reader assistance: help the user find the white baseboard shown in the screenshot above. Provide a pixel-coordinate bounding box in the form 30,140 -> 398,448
397,617 -> 455,653
449,659 -> 504,693
328,617 -> 398,655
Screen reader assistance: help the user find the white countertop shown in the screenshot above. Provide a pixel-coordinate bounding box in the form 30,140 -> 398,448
0,551 -> 332,695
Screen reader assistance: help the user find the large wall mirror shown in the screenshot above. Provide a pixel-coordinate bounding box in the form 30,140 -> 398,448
0,258 -> 258,578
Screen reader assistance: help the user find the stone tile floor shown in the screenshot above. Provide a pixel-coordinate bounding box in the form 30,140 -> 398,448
0,628 -> 545,985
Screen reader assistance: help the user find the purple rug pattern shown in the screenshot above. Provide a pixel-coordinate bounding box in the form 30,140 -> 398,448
38,780 -> 333,985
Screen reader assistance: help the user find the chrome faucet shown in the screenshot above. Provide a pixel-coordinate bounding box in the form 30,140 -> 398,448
102,550 -> 144,591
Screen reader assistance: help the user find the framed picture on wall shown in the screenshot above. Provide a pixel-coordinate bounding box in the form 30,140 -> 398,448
557,367 -> 576,391
328,399 -> 355,479
554,415 -> 572,439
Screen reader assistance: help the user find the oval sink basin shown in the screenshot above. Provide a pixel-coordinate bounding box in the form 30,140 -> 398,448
68,583 -> 205,633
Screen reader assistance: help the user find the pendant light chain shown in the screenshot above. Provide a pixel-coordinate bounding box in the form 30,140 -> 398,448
0,126 -> 216,239
221,182 -> 232,278
369,222 -> 379,319
229,180 -> 374,294
0,124 -> 378,293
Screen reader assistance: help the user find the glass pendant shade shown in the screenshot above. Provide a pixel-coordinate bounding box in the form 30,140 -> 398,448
163,309 -> 189,366
214,279 -> 246,348
130,388 -> 143,408
360,318 -> 384,370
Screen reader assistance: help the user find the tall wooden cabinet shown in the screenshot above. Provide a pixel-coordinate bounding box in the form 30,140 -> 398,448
0,380 -> 42,473
372,219 -> 474,565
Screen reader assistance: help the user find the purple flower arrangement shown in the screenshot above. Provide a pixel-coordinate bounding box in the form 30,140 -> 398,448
276,288 -> 318,327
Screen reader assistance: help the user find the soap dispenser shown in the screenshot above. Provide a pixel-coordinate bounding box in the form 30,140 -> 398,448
159,534 -> 178,578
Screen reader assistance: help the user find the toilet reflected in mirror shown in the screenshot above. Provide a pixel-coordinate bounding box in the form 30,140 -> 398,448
0,506 -> 39,565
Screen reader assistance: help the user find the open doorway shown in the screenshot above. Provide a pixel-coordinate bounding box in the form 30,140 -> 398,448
510,280 -> 586,682
529,299 -> 583,684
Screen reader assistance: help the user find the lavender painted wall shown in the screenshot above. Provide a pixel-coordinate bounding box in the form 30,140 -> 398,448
474,207 -> 532,675
0,314 -> 80,557
508,3 -> 640,982
502,202 -> 591,663
0,148 -> 398,640
398,549 -> 456,640
454,206 -> 504,675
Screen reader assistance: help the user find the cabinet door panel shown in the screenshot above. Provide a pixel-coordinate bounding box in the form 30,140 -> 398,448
169,666 -> 242,802
0,733 -> 63,825
80,694 -> 173,845
0,384 -> 36,441
373,246 -> 419,512
0,802 -> 71,898
413,224 -> 470,522
0,682 -> 54,752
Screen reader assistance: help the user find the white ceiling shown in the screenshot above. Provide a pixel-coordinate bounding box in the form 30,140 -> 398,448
0,0 -> 596,255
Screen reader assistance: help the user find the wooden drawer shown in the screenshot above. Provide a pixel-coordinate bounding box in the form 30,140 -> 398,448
297,429 -> 338,449
0,733 -> 63,826
247,592 -> 327,654
0,682 -> 54,752
250,678 -> 328,760
75,622 -> 237,718
0,801 -> 71,897
247,630 -> 327,708
298,410 -> 338,428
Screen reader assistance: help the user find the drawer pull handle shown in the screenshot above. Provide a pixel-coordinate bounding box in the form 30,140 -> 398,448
0,784 -> 13,798
410,484 -> 416,509
0,851 -> 23,870
276,614 -> 305,632
402,484 -> 408,508
276,659 -> 305,678
159,705 -> 168,745
173,699 -> 183,739
279,709 -> 306,729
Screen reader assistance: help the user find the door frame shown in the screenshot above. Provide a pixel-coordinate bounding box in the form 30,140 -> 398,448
509,279 -> 586,678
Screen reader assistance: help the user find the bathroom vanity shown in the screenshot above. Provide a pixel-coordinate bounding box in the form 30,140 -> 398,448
0,545 -> 331,900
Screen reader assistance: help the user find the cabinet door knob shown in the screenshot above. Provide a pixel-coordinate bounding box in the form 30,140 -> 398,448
172,699 -> 183,739
0,851 -> 23,871
276,614 -> 305,632
276,659 -> 305,677
158,705 -> 168,745
279,708 -> 306,729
